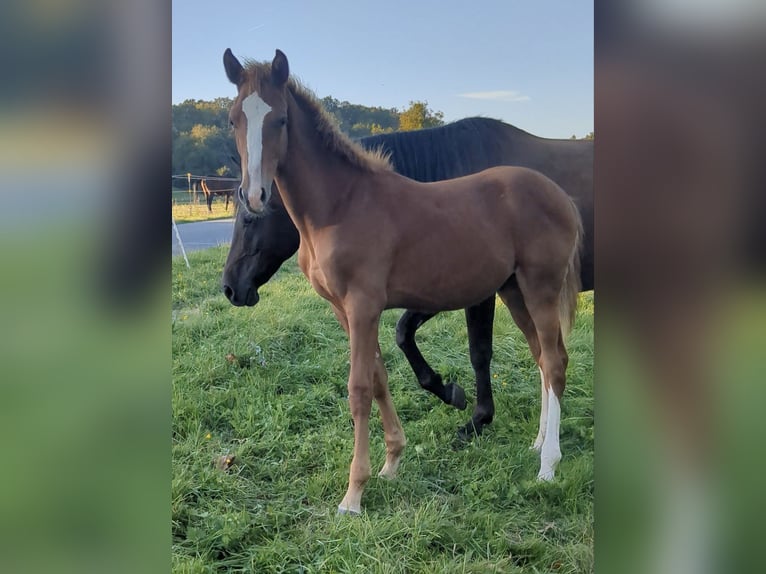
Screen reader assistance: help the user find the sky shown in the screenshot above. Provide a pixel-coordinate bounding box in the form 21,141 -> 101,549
172,1 -> 593,139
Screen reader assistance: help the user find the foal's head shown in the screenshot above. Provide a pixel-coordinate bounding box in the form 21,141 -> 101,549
224,48 -> 290,216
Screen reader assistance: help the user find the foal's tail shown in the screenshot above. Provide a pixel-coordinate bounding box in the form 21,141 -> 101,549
559,200 -> 583,338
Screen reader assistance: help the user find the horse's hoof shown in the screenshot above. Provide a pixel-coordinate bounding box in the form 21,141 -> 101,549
337,505 -> 361,516
538,446 -> 562,479
378,467 -> 397,480
537,470 -> 556,482
444,383 -> 467,410
454,421 -> 482,446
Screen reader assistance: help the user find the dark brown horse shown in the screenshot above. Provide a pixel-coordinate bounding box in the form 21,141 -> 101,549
199,177 -> 238,212
222,120 -> 592,443
224,49 -> 583,514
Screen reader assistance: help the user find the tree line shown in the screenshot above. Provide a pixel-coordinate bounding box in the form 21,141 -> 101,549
172,97 -> 444,188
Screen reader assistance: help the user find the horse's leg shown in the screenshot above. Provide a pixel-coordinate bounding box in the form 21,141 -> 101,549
201,181 -> 213,213
531,366 -> 548,451
457,296 -> 497,441
497,278 -> 546,451
515,269 -> 569,481
338,307 -> 405,481
332,302 -> 380,515
395,311 -> 466,410
372,345 -> 406,480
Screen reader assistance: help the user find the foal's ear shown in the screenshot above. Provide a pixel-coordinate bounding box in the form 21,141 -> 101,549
271,49 -> 289,86
223,48 -> 244,86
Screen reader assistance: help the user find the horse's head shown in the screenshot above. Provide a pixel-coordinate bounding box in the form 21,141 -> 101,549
224,48 -> 290,216
221,181 -> 300,307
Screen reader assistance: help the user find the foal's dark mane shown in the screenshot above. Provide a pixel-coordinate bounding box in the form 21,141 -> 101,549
242,59 -> 392,174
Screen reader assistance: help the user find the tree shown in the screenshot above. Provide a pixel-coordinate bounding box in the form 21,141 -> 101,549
370,123 -> 394,135
189,124 -> 218,143
398,101 -> 444,131
172,122 -> 236,178
172,98 -> 232,133
321,96 -> 399,137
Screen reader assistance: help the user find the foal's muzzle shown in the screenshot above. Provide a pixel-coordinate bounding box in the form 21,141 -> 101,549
237,186 -> 248,209
237,186 -> 268,214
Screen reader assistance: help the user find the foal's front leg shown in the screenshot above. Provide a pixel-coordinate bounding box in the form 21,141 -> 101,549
372,346 -> 406,479
336,305 -> 382,516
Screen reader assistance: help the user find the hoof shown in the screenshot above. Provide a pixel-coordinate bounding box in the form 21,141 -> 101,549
537,451 -> 561,481
455,420 -> 484,444
337,505 -> 361,516
444,383 -> 467,410
530,437 -> 544,452
537,445 -> 561,482
537,470 -> 556,482
378,468 -> 397,480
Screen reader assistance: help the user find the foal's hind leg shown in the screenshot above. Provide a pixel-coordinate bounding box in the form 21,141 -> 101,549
513,270 -> 569,481
396,311 -> 466,410
497,279 -> 547,451
457,296 -> 496,441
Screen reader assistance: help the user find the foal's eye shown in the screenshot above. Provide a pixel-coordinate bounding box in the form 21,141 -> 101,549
279,116 -> 287,126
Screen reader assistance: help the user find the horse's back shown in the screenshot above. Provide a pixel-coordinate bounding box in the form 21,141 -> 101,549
360,118 -> 593,289
342,166 -> 575,311
413,165 -> 573,218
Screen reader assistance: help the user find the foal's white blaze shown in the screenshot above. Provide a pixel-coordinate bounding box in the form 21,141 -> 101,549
538,389 -> 562,481
531,367 -> 548,451
242,92 -> 272,209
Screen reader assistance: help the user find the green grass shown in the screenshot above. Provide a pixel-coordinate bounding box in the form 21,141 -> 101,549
172,247 -> 593,573
172,189 -> 234,223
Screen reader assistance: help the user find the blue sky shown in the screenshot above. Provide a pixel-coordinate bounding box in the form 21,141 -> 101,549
172,1 -> 593,138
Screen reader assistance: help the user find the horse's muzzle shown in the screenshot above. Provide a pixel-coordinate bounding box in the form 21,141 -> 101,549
222,283 -> 260,306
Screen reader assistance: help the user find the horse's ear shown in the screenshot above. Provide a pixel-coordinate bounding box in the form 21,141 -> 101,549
272,49 -> 289,86
223,48 -> 244,86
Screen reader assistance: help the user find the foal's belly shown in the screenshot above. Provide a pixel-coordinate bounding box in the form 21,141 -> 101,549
386,252 -> 513,312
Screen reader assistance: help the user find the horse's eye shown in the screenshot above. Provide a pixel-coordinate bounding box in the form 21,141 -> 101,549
229,119 -> 235,127
279,117 -> 287,126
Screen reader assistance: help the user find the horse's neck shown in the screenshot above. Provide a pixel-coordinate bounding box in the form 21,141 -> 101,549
276,93 -> 355,234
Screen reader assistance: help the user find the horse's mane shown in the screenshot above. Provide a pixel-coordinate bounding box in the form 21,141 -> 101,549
359,117 -> 543,183
242,59 -> 392,173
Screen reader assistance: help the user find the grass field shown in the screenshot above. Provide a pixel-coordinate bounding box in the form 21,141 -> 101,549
173,189 -> 235,223
172,246 -> 594,573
